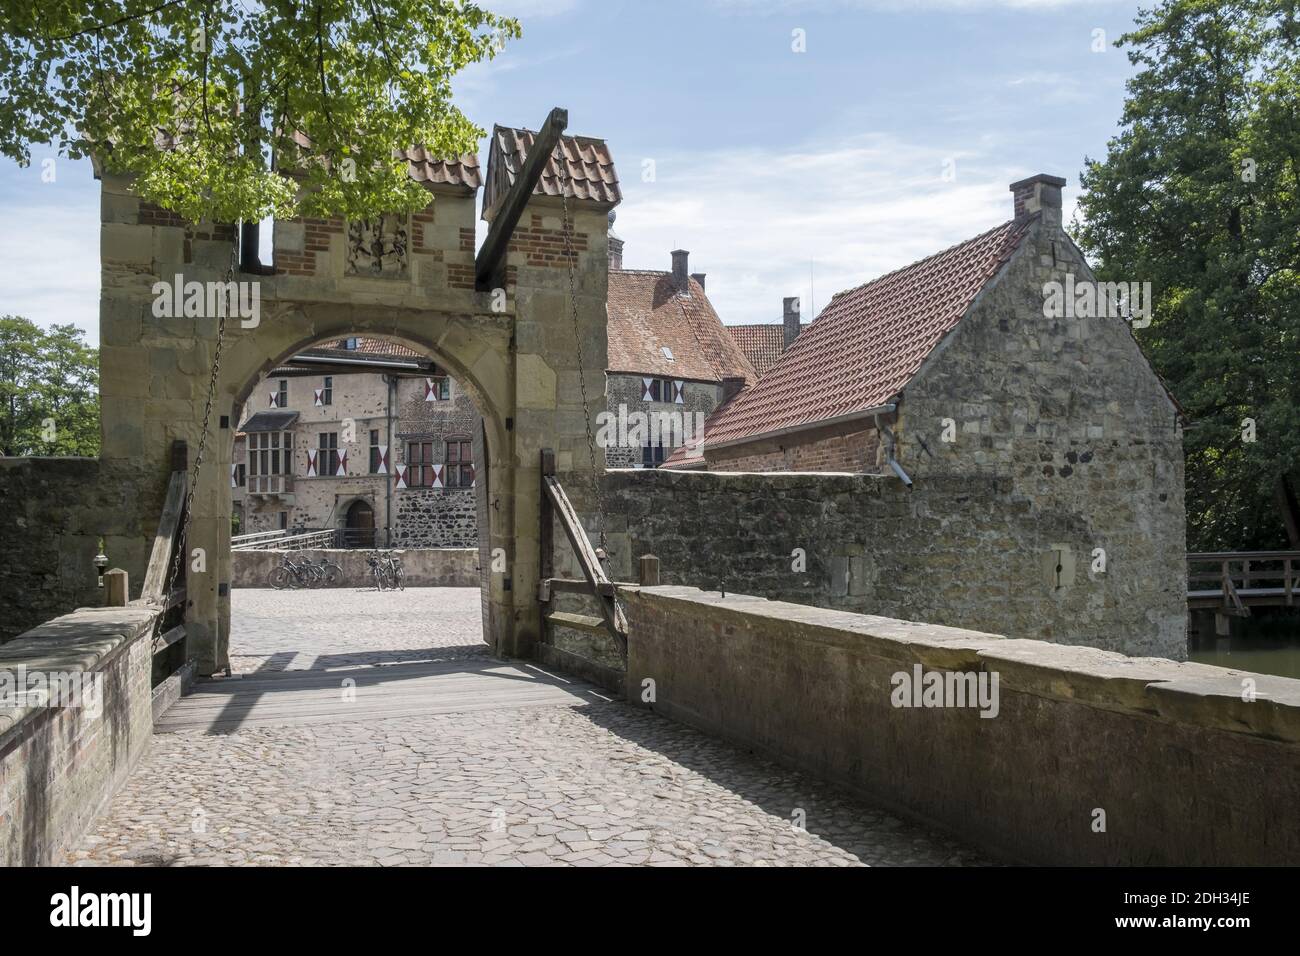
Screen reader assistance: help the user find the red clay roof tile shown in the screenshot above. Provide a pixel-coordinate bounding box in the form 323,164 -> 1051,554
705,216 -> 1037,447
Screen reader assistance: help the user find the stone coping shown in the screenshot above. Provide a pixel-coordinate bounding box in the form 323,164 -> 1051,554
0,606 -> 159,742
620,585 -> 1300,743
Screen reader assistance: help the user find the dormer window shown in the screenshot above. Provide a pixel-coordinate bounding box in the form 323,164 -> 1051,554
661,346 -> 675,362
343,337 -> 358,350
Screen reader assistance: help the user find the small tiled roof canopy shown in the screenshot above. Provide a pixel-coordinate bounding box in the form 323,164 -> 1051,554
482,126 -> 621,221
705,217 -> 1037,447
725,323 -> 808,377
607,271 -> 757,383
282,131 -> 481,189
242,410 -> 300,432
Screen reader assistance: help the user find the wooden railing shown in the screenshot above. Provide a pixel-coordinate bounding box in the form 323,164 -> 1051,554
1187,551 -> 1300,614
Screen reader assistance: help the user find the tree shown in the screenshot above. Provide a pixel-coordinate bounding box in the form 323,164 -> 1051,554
0,2 -> 519,223
1076,0 -> 1300,551
0,316 -> 100,456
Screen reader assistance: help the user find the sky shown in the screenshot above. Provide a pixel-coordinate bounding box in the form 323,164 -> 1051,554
0,0 -> 1148,342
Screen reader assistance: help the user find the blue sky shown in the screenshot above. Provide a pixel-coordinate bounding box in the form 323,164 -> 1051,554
0,0 -> 1146,342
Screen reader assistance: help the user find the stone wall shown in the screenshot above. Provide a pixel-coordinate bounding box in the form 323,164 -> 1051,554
0,457 -> 156,643
601,468 -> 1186,659
394,489 -> 477,547
604,373 -> 718,469
622,586 -> 1300,865
230,547 -> 478,588
0,604 -> 158,865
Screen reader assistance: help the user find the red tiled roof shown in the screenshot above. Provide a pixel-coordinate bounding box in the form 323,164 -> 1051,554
482,126 -> 621,220
285,131 -> 480,188
607,272 -> 758,383
725,323 -> 808,377
705,217 -> 1037,447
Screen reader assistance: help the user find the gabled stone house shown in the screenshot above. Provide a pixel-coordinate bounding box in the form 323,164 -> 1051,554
604,243 -> 757,468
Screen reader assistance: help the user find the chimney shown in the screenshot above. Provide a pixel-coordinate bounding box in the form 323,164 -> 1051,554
1009,173 -> 1065,226
607,209 -> 623,270
691,272 -> 706,292
721,375 -> 746,404
782,296 -> 801,349
671,249 -> 690,294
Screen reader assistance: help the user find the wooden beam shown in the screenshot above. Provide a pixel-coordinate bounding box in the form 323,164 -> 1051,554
543,473 -> 627,653
141,470 -> 187,605
475,107 -> 568,291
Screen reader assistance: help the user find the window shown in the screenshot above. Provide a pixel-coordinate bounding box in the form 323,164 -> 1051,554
318,432 -> 340,476
369,429 -> 382,473
321,376 -> 333,406
407,441 -> 436,487
641,441 -> 666,468
249,431 -> 292,478
235,464 -> 246,487
343,337 -> 358,350
278,512 -> 289,530
649,379 -> 662,402
660,346 -> 674,362
445,439 -> 474,488
276,379 -> 288,408
426,376 -> 450,401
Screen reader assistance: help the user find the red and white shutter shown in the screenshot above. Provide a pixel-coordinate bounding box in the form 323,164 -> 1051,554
230,464 -> 238,487
424,378 -> 437,402
673,380 -> 685,404
431,464 -> 444,489
394,464 -> 408,490
469,464 -> 476,488
642,377 -> 654,400
335,450 -> 348,476
313,388 -> 324,406
376,445 -> 388,474
269,391 -> 278,408
305,449 -> 318,478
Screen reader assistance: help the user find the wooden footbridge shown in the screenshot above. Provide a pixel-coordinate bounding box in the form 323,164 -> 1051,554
1188,551 -> 1300,616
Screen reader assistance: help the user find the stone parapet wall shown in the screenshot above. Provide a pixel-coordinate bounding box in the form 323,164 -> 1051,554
602,468 -> 1185,659
0,457 -> 157,643
231,547 -> 478,588
0,604 -> 158,865
622,586 -> 1300,865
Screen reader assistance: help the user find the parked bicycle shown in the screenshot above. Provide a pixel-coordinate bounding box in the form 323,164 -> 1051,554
269,555 -> 343,590
366,550 -> 404,591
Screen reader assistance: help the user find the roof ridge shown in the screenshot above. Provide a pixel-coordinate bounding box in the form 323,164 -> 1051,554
826,214 -> 1037,304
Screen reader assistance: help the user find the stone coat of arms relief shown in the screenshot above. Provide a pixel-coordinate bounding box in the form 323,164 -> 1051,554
347,214 -> 408,277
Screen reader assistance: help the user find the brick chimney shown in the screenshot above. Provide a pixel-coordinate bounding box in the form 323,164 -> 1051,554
607,209 -> 623,270
671,249 -> 690,294
1010,173 -> 1065,226
783,296 -> 801,349
691,272 -> 706,292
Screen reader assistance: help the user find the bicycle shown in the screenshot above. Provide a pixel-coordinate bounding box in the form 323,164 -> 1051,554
366,550 -> 404,591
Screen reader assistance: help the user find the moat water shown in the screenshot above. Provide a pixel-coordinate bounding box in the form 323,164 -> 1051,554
1188,610 -> 1300,679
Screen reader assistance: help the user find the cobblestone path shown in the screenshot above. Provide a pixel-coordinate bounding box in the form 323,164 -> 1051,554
68,588 -> 990,867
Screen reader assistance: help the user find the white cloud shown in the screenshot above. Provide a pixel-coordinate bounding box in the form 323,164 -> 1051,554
613,133 -> 1077,326
0,197 -> 100,340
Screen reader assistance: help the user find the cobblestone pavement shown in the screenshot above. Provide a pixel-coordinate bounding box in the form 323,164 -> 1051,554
69,588 -> 991,867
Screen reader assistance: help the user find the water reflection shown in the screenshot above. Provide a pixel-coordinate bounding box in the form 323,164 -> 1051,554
1188,611 -> 1300,679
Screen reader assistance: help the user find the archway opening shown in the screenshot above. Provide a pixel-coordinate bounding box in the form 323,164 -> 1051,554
224,331 -> 499,678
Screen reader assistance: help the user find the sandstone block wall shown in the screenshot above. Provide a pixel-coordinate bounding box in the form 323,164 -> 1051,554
622,586 -> 1300,865
0,605 -> 158,865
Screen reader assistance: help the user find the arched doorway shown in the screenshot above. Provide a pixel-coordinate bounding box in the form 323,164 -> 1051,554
344,499 -> 375,549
